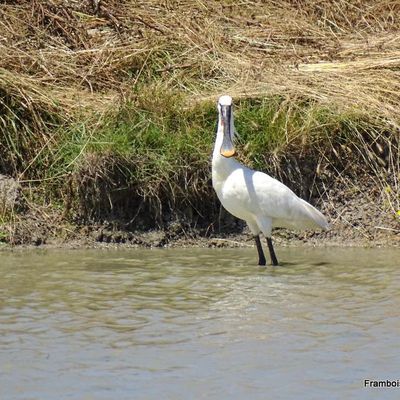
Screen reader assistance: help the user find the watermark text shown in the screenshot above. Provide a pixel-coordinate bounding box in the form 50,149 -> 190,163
364,379 -> 400,388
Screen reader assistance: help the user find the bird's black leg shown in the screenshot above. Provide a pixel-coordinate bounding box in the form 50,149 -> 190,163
266,237 -> 279,266
254,235 -> 266,266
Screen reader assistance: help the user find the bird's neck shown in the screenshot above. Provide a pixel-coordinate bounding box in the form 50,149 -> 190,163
213,120 -> 225,160
212,121 -> 240,179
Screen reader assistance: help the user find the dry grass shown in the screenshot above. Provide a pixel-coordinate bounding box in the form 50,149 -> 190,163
1,1 -> 399,113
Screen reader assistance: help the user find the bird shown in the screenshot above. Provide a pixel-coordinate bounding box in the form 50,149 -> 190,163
211,95 -> 329,266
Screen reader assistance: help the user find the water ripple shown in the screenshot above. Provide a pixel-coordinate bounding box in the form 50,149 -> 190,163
0,247 -> 399,399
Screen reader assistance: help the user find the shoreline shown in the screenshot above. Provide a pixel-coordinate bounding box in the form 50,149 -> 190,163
2,171 -> 399,251
2,172 -> 399,251
1,225 -> 399,252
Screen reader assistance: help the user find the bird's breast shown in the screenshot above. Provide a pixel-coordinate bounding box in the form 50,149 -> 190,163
213,167 -> 260,221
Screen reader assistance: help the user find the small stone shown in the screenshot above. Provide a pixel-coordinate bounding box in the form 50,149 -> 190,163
0,174 -> 22,212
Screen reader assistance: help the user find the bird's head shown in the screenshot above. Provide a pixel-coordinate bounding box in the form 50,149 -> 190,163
217,95 -> 236,158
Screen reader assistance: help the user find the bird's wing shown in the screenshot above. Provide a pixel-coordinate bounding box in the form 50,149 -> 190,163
251,170 -> 329,229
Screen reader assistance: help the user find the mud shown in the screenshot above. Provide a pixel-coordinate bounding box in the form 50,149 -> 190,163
2,183 -> 398,251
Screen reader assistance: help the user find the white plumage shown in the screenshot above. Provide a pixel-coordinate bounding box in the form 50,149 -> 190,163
212,95 -> 329,265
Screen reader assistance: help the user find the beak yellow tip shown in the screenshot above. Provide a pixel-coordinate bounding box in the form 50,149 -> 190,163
220,149 -> 237,158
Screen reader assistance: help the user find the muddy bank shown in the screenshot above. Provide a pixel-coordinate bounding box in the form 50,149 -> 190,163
2,174 -> 399,251
1,127 -> 399,251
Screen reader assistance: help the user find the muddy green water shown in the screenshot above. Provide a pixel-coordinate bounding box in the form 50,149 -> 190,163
0,247 -> 399,400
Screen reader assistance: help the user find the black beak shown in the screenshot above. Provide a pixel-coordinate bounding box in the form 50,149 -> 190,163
220,105 -> 236,158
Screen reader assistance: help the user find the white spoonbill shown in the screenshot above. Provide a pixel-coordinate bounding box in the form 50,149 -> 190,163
212,95 -> 329,266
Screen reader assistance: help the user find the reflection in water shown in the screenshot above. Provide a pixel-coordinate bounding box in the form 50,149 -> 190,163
0,247 -> 400,399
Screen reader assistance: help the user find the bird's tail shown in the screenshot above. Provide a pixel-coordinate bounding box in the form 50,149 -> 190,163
299,198 -> 330,230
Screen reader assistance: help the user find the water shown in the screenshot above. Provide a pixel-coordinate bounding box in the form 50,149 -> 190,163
0,247 -> 399,400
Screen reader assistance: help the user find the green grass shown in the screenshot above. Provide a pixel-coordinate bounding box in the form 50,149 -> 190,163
1,78 -> 398,230
48,92 -> 215,179
19,90 -> 391,187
